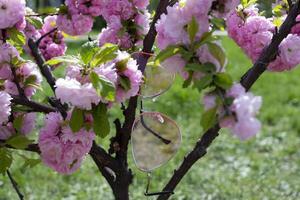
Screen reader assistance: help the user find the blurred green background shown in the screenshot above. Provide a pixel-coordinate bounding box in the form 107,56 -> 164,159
1,1 -> 300,200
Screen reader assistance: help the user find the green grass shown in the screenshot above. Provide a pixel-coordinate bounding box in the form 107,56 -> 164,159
1,37 -> 300,200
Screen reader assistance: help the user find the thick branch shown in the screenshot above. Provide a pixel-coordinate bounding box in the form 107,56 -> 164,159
158,1 -> 300,199
117,0 -> 171,165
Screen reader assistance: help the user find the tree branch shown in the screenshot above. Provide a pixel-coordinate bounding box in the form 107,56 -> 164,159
157,1 -> 300,199
28,38 -> 57,92
117,0 -> 171,166
241,0 -> 300,91
7,170 -> 24,200
11,95 -> 57,113
28,38 -> 67,118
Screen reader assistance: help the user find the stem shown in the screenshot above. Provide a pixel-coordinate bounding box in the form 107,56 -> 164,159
7,170 -> 24,200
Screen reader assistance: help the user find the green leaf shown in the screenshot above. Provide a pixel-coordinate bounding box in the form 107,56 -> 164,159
45,55 -> 81,66
119,76 -> 131,91
80,41 -> 101,65
155,45 -> 182,65
214,73 -> 233,90
26,17 -> 43,29
92,103 -> 110,138
185,62 -> 216,73
69,108 -> 84,133
210,18 -> 225,30
24,75 -> 37,86
91,43 -> 118,67
207,42 -> 226,67
182,72 -> 193,88
7,27 -> 26,47
187,16 -> 199,43
22,158 -> 41,169
193,75 -> 213,92
0,149 -> 12,175
6,135 -> 34,149
201,107 -> 217,132
90,71 -> 116,101
13,115 -> 24,133
194,32 -> 217,49
116,58 -> 129,72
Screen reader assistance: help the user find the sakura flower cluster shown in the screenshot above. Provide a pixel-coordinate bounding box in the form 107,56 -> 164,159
55,51 -> 142,110
56,0 -> 95,36
227,6 -> 300,72
0,0 -> 26,29
98,0 -> 151,49
38,16 -> 67,61
0,43 -> 39,140
203,84 -> 262,140
156,0 -> 239,81
0,43 -> 42,98
38,112 -> 95,174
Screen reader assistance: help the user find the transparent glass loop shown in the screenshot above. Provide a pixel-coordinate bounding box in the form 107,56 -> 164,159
131,112 -> 182,172
141,64 -> 175,99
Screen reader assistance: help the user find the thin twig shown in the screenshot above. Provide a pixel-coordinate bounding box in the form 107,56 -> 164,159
36,28 -> 58,46
26,13 -> 58,17
6,170 -> 24,200
11,95 -> 57,114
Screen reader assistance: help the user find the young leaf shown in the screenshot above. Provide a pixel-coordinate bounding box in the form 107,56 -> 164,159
182,72 -> 193,88
80,41 -> 100,64
69,108 -> 84,133
207,42 -> 226,67
7,27 -> 26,47
186,63 -> 216,73
90,71 -> 116,101
6,135 -> 34,149
155,45 -> 182,65
214,73 -> 233,89
13,115 -> 24,133
201,107 -> 217,132
22,158 -> 41,170
187,16 -> 199,43
119,76 -> 131,91
0,149 -> 12,175
92,103 -> 110,138
26,17 -> 43,29
24,75 -> 37,86
45,55 -> 81,66
91,43 -> 118,67
194,75 -> 213,92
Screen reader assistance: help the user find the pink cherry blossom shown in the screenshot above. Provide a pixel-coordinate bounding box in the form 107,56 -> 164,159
39,112 -> 95,174
211,0 -> 240,18
114,52 -> 143,102
57,14 -> 94,36
39,16 -> 67,60
55,78 -> 100,110
0,0 -> 26,29
0,91 -> 11,125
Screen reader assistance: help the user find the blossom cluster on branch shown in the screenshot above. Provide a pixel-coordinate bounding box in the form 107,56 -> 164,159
0,0 -> 299,189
